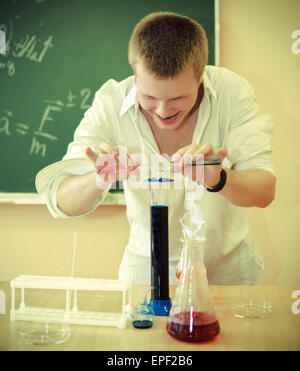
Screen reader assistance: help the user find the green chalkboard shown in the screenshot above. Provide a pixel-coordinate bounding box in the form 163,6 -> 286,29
0,0 -> 218,195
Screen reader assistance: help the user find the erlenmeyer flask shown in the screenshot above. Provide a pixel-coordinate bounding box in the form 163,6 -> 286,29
166,233 -> 220,342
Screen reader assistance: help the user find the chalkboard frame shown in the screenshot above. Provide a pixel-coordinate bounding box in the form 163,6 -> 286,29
0,0 -> 219,205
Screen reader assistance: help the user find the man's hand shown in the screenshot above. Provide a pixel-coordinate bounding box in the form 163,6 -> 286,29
170,143 -> 227,187
85,142 -> 140,188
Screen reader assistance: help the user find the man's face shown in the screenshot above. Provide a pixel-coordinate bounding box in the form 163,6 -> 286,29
135,62 -> 202,131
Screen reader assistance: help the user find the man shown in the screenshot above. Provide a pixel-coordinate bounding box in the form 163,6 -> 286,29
36,12 -> 276,285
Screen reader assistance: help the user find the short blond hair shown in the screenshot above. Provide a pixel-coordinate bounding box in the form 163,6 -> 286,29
128,12 -> 208,80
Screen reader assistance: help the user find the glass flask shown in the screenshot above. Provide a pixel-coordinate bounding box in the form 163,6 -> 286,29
130,288 -> 155,329
166,232 -> 220,342
131,304 -> 155,328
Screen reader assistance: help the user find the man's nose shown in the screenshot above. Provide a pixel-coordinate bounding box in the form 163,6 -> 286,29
155,101 -> 171,118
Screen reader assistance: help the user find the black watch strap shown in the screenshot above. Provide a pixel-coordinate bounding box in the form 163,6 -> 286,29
206,169 -> 227,192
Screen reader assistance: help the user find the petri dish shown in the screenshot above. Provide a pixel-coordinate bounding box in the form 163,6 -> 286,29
17,321 -> 71,345
230,298 -> 272,319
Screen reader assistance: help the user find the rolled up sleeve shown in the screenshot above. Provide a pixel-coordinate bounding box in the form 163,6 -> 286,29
35,158 -> 111,218
224,114 -> 276,177
221,74 -> 275,176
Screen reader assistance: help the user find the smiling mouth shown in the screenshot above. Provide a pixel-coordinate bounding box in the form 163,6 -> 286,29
156,112 -> 180,124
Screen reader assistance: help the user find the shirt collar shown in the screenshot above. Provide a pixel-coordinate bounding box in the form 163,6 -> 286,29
119,68 -> 217,118
120,84 -> 139,118
202,70 -> 217,100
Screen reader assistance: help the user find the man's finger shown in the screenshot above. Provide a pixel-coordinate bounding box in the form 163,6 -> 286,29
85,146 -> 98,163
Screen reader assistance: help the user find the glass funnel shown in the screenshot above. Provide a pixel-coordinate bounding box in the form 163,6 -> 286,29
166,232 -> 220,342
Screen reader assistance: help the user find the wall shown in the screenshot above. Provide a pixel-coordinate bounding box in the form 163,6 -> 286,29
220,0 -> 300,285
1,0 -> 299,285
0,204 -> 129,280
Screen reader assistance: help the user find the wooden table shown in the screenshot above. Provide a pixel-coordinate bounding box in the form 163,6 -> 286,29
0,282 -> 299,351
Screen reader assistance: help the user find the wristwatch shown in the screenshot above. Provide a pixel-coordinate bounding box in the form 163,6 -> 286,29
198,169 -> 227,193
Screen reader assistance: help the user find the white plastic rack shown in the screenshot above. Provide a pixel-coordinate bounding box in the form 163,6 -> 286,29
10,275 -> 132,329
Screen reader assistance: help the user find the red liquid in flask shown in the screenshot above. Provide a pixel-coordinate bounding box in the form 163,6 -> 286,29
166,311 -> 220,342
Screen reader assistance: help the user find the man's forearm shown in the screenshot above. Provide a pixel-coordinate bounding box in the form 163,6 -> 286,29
56,171 -> 105,216
219,169 -> 276,208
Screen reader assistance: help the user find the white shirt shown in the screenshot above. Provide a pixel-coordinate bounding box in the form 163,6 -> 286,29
36,66 -> 275,284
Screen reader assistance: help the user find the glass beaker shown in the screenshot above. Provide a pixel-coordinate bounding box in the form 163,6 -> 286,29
166,233 -> 220,342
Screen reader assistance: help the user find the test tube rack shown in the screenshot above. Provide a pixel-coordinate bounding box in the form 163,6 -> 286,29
10,275 -> 132,329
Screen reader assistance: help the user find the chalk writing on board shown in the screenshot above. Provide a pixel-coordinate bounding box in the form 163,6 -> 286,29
44,89 -> 92,110
13,34 -> 53,62
0,15 -> 53,76
0,88 -> 92,157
